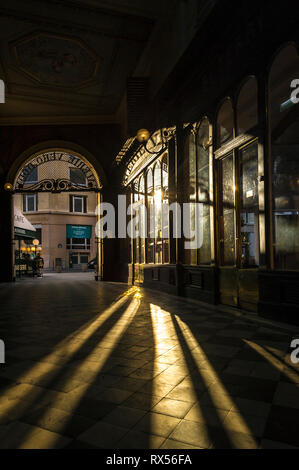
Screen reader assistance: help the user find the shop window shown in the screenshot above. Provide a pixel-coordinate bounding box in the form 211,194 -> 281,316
239,142 -> 259,267
197,118 -> 211,264
161,154 -> 169,264
69,195 -> 87,213
183,119 -> 212,265
269,44 -> 299,270
80,253 -> 89,264
154,161 -> 162,264
147,168 -> 154,263
183,133 -> 197,265
70,168 -> 86,186
66,238 -> 90,250
131,152 -> 169,266
219,153 -> 235,266
139,175 -> 146,264
216,99 -> 234,148
23,193 -> 38,212
237,77 -> 258,135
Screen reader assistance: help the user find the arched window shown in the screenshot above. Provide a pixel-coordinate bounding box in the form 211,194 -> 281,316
237,77 -> 258,135
269,44 -> 299,270
216,99 -> 234,148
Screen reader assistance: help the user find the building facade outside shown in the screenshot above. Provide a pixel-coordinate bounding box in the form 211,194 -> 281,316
14,158 -> 98,270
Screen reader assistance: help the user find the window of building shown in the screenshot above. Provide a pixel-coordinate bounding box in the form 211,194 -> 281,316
131,152 -> 169,265
70,168 -> 86,186
23,166 -> 38,185
216,99 -> 234,148
66,238 -> 91,250
23,193 -> 38,212
33,225 -> 42,245
69,195 -> 87,213
70,253 -> 90,265
269,44 -> 299,270
237,77 -> 258,135
218,153 -> 236,266
183,119 -> 212,265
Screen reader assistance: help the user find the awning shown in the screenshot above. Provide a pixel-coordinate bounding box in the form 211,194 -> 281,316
14,208 -> 37,239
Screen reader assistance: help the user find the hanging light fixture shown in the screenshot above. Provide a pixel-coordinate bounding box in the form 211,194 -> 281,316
136,128 -> 172,155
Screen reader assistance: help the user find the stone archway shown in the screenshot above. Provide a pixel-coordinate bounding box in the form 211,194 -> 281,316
3,141 -> 106,282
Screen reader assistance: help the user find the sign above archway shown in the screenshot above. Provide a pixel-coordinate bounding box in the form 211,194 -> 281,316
14,151 -> 101,192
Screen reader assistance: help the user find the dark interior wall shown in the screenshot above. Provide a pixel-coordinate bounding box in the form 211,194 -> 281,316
0,123 -> 122,181
154,0 -> 299,128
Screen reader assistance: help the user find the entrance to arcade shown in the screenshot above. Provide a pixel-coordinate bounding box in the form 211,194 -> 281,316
11,148 -> 103,280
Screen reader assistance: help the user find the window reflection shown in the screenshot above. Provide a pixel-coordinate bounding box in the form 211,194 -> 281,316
237,77 -> 258,135
269,44 -> 299,270
183,119 -> 212,265
131,152 -> 169,266
240,143 -> 259,267
217,99 -> 234,148
219,154 -> 235,266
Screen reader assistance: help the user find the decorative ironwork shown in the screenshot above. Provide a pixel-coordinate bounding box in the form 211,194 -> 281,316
123,127 -> 176,186
14,178 -> 99,193
14,151 -> 101,192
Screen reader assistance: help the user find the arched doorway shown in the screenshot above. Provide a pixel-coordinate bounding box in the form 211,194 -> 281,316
8,146 -> 104,281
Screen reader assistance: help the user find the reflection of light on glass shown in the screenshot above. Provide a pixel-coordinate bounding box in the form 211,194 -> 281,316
154,189 -> 162,207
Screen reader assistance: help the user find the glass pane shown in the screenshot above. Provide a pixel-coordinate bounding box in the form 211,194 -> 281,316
219,154 -> 235,265
74,197 -> 83,212
70,168 -> 86,185
27,195 -> 35,211
139,176 -> 145,264
217,100 -> 234,148
24,166 -> 38,184
237,77 -> 258,135
240,143 -> 259,267
80,254 -> 89,263
270,45 -> 299,270
272,119 -> 299,270
269,45 -> 299,133
197,120 -> 211,264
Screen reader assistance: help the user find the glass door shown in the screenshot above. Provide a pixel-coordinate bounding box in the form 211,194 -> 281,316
217,141 -> 260,310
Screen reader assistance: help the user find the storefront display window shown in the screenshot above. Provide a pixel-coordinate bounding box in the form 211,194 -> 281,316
269,44 -> 299,270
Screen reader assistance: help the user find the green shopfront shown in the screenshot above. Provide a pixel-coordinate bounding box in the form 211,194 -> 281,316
66,224 -> 92,268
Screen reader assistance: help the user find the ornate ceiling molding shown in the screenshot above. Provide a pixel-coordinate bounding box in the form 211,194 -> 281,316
11,32 -> 100,89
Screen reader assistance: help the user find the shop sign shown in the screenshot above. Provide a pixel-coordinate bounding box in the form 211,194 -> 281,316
66,224 -> 91,239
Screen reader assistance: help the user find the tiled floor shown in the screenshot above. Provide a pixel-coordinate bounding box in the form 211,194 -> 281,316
0,273 -> 299,449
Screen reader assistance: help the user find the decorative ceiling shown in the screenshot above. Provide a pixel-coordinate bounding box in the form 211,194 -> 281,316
0,0 -> 168,123
12,32 -> 100,88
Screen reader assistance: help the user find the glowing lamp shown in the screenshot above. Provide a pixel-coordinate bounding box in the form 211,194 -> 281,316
137,128 -> 150,143
4,182 -> 13,191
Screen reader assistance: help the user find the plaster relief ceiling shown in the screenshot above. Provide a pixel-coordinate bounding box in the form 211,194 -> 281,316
12,33 -> 100,88
0,0 -> 170,123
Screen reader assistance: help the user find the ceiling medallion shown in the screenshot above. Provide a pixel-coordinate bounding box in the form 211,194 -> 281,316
12,32 -> 100,88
